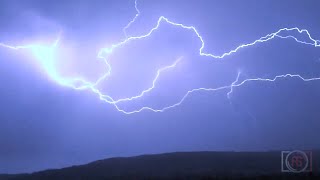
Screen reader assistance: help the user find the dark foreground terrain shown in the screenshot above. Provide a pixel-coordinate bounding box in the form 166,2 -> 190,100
0,151 -> 319,180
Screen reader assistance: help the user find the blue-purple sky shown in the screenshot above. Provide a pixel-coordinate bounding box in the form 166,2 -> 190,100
0,0 -> 320,173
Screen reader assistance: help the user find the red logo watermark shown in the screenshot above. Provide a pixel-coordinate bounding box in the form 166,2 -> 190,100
281,150 -> 312,173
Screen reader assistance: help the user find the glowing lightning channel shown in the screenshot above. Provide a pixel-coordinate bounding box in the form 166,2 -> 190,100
123,0 -> 140,38
1,0 -> 320,114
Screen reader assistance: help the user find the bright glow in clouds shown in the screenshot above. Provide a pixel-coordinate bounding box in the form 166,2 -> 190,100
1,0 -> 320,114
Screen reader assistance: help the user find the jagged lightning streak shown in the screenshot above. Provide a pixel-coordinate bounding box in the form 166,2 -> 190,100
123,0 -> 140,38
1,0 -> 320,114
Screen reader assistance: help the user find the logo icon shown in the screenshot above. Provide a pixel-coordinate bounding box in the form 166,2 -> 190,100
281,150 -> 312,173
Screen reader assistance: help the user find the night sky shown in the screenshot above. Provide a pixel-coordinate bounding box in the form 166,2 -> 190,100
0,0 -> 320,173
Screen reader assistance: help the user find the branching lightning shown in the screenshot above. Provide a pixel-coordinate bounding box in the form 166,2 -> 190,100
123,0 -> 140,38
0,0 -> 320,114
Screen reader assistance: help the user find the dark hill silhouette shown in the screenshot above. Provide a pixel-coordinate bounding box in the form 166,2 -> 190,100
1,151 -> 319,179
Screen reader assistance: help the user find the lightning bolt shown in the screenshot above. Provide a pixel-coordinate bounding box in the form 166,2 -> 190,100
123,0 -> 140,38
0,0 -> 319,114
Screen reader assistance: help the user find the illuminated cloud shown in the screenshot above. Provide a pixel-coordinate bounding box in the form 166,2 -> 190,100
0,0 -> 319,114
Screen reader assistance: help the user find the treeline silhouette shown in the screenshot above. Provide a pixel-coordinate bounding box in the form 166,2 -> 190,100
1,151 -> 319,180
